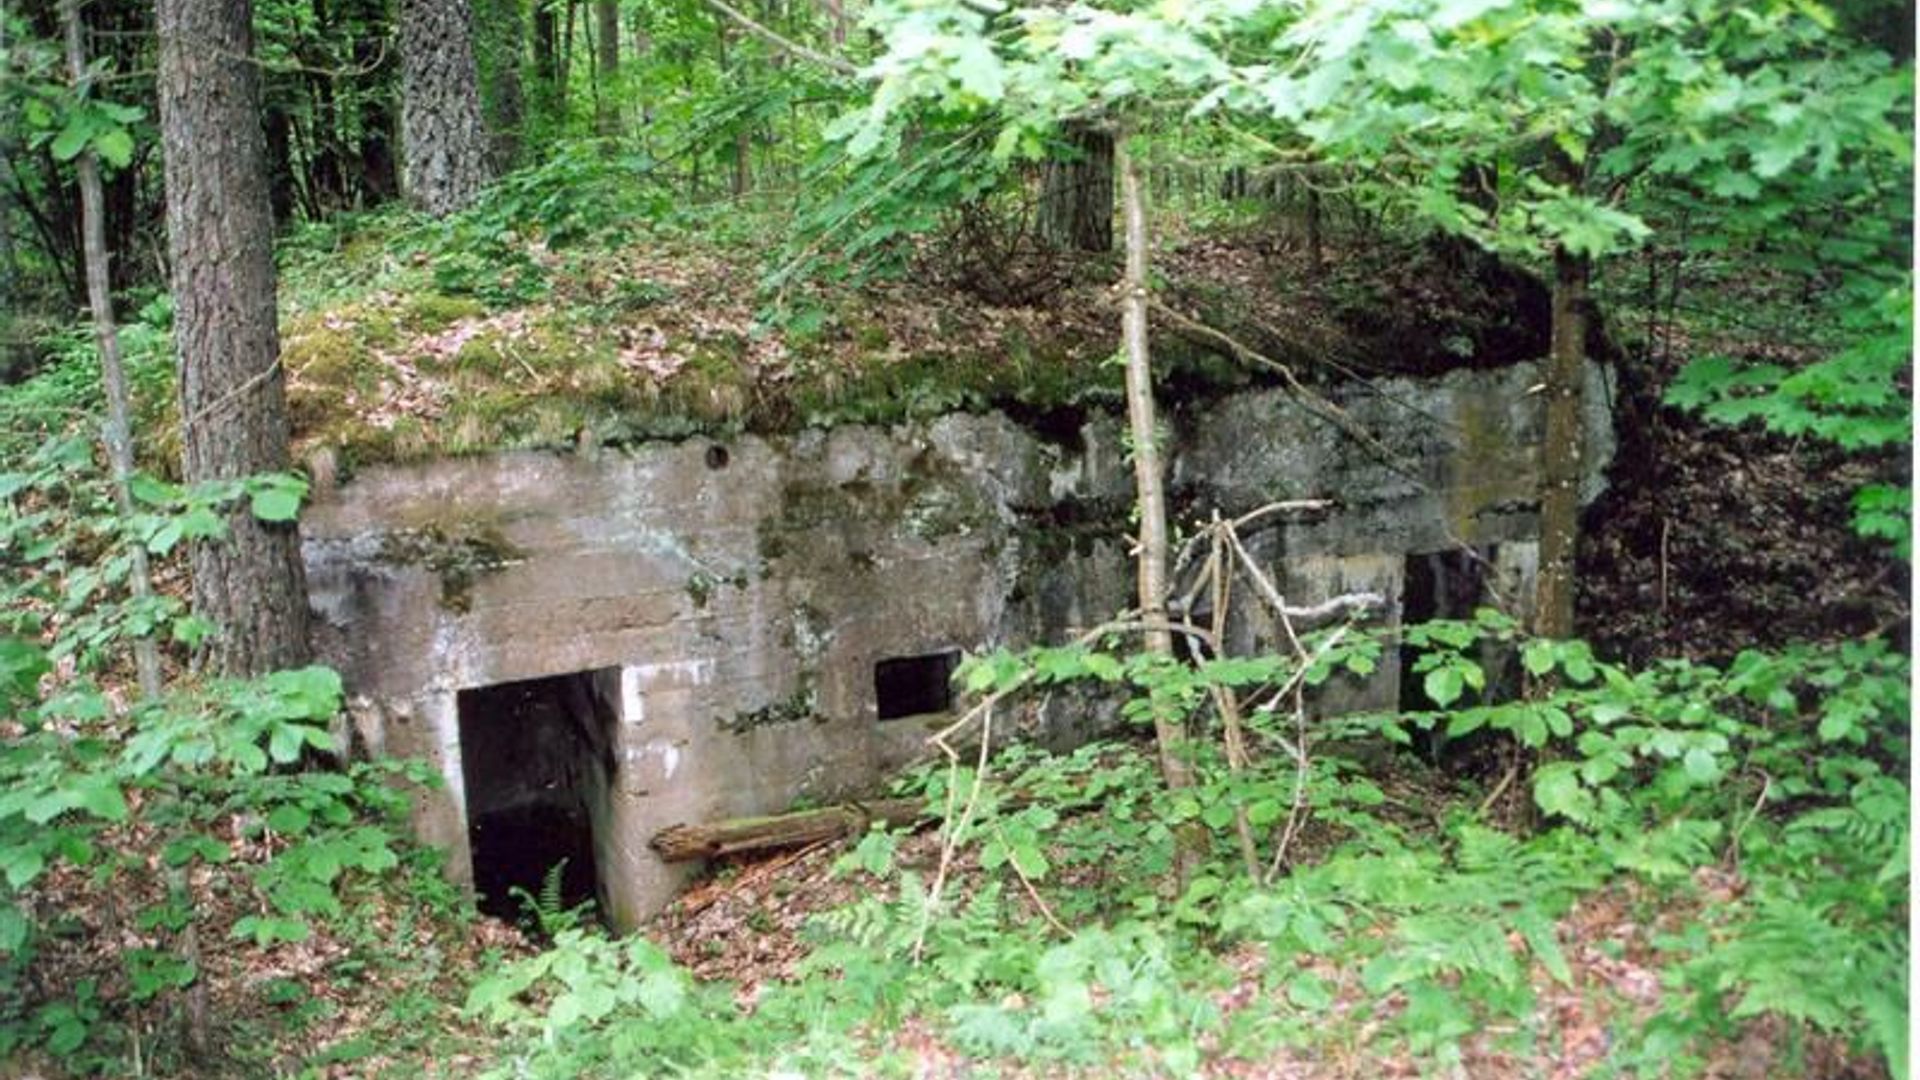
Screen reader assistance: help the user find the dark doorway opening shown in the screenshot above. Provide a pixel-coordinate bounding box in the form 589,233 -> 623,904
875,650 -> 960,720
1398,547 -> 1496,712
458,669 -> 619,927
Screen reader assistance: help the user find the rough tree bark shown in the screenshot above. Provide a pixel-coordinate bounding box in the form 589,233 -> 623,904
400,0 -> 494,216
1534,245 -> 1589,640
1040,123 -> 1114,253
156,0 -> 312,677
1118,135 -> 1201,849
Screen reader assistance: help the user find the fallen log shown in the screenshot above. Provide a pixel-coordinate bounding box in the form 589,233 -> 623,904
651,797 -> 930,862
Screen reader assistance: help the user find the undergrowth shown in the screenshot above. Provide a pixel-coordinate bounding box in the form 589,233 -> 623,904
464,611 -> 1908,1078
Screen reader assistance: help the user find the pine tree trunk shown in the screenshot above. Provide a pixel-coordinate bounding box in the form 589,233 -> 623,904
594,0 -> 619,135
1534,245 -> 1589,639
1040,123 -> 1114,253
1118,135 -> 1200,833
400,0 -> 494,216
156,0 -> 311,676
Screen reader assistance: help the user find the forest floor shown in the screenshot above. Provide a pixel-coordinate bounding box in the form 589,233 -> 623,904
4,205 -> 1905,1079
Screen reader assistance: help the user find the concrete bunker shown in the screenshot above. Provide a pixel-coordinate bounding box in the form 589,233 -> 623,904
304,359 -> 1615,929
457,668 -> 620,921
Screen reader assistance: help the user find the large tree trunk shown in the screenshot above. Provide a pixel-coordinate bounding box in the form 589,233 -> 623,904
1534,245 -> 1590,639
1118,135 -> 1200,852
400,0 -> 493,216
594,0 -> 619,135
156,0 -> 311,676
1040,123 -> 1114,253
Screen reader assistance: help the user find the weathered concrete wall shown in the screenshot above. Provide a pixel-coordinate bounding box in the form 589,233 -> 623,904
303,360 -> 1612,928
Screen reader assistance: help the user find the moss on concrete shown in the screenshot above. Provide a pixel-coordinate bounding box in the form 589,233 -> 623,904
378,518 -> 526,613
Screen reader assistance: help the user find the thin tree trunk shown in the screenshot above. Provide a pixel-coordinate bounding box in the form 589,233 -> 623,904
263,105 -> 298,225
1118,135 -> 1201,853
64,0 -> 161,699
346,0 -> 398,202
559,0 -> 577,110
1304,183 -> 1323,274
630,15 -> 652,148
157,0 -> 312,677
1535,245 -> 1589,639
75,2 -> 193,1053
400,0 -> 494,215
715,26 -> 751,196
477,0 -> 527,167
594,0 -> 619,135
533,0 -> 559,105
0,13 -> 17,317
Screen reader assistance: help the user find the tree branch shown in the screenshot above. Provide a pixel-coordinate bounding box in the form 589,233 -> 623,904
702,0 -> 858,77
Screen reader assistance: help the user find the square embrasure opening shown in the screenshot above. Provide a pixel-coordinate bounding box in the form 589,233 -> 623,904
456,668 -> 620,925
874,650 -> 960,721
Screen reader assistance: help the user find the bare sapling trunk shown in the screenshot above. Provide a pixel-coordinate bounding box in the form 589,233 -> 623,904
1118,135 -> 1202,874
1534,245 -> 1589,640
63,0 -> 161,699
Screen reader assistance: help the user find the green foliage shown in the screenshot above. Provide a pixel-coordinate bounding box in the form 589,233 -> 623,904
0,415 -> 436,1070
508,858 -> 595,938
463,612 -> 1905,1074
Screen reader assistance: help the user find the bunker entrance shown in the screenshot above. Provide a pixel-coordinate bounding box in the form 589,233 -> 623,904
1398,547 -> 1497,713
457,669 -> 620,925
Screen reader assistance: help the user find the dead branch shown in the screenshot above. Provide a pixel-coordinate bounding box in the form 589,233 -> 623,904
651,798 -> 928,862
1151,299 -> 1420,482
702,0 -> 858,76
